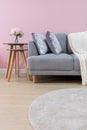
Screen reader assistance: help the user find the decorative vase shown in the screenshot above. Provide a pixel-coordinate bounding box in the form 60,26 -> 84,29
15,35 -> 18,43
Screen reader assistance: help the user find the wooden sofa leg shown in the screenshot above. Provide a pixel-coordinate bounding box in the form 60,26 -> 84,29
33,75 -> 38,83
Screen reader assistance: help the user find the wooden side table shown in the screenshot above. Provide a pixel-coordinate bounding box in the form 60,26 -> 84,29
4,43 -> 30,82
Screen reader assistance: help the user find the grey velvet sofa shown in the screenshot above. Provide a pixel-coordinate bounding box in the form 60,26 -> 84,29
27,33 -> 80,83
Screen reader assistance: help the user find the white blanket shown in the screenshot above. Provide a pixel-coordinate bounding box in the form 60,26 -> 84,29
68,31 -> 87,85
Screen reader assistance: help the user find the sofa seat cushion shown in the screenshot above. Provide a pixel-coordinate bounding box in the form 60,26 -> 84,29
71,54 -> 80,70
28,53 -> 74,71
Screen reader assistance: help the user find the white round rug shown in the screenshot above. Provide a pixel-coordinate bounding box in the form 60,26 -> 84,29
29,88 -> 87,130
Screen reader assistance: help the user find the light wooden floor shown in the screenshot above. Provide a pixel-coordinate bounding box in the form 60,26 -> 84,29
0,74 -> 84,130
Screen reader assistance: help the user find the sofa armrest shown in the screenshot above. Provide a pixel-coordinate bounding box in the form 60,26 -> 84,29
28,41 -> 38,57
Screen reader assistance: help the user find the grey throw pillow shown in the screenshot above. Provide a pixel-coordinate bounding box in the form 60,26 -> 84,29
32,33 -> 49,55
46,32 -> 62,54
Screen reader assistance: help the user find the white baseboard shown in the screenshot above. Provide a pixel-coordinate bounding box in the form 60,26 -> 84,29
0,68 -> 26,74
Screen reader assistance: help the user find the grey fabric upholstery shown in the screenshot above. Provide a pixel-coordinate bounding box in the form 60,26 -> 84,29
28,53 -> 73,71
27,34 -> 81,78
29,70 -> 80,75
66,36 -> 73,53
55,33 -> 67,53
71,54 -> 80,70
67,42 -> 73,54
28,41 -> 38,57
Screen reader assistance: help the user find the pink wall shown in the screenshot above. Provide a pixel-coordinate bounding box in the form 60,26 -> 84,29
0,0 -> 87,68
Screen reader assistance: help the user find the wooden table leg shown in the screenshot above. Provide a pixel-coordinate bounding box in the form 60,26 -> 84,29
8,51 -> 16,82
15,45 -> 16,74
18,51 -> 20,77
6,45 -> 13,78
20,50 -> 30,80
19,45 -> 30,80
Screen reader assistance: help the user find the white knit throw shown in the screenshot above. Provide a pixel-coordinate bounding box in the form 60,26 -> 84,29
68,31 -> 87,85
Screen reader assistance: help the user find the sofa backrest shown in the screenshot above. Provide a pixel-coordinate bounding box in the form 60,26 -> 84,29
55,33 -> 67,53
66,35 -> 73,54
29,33 -> 73,55
56,33 -> 73,54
